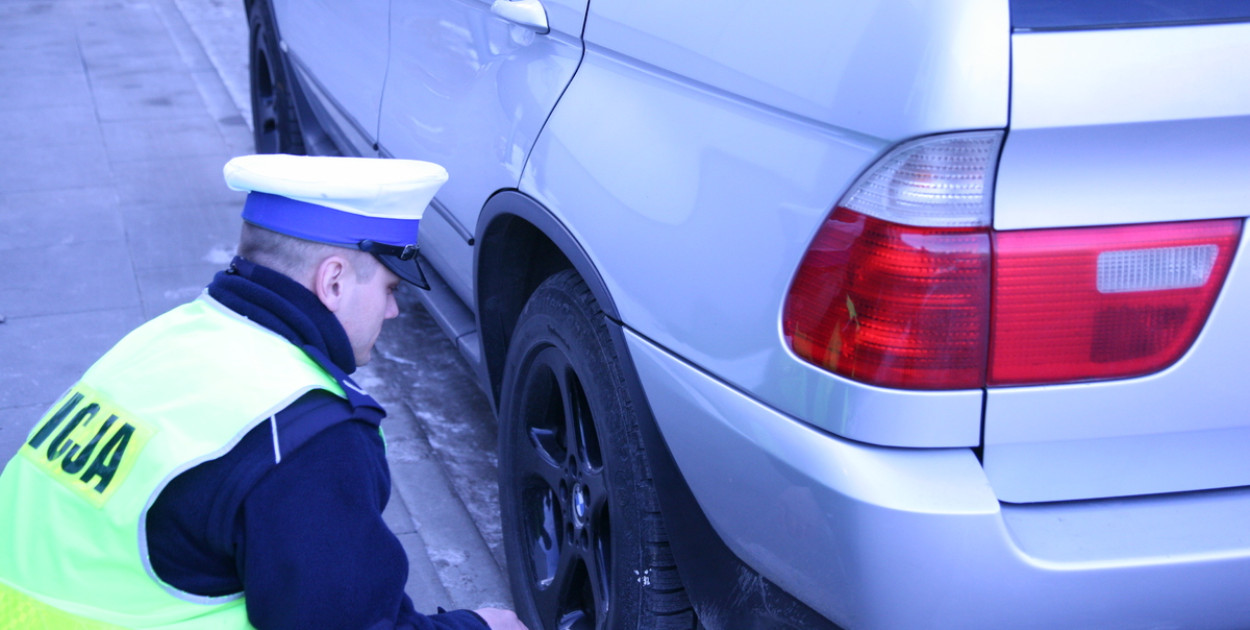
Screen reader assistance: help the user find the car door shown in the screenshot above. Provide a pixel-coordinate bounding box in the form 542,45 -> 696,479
271,0 -> 390,156
377,0 -> 588,306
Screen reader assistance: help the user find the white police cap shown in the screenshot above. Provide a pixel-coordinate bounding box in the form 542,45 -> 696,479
223,154 -> 449,287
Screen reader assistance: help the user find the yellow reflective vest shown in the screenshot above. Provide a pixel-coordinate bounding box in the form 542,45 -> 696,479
0,295 -> 344,629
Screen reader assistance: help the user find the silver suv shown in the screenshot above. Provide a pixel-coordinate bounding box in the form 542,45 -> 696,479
246,0 -> 1250,627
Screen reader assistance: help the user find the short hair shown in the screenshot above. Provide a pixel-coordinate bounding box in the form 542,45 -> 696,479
237,222 -> 378,285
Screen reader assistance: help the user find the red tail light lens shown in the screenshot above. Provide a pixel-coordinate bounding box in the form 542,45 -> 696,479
989,219 -> 1241,385
783,208 -> 990,390
785,212 -> 1242,389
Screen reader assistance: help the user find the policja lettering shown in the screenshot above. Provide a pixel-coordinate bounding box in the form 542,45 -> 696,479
22,384 -> 154,507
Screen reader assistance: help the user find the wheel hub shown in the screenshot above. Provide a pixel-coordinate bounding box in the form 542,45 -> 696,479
571,482 -> 589,529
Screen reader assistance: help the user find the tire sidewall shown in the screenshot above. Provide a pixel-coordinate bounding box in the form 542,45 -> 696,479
247,1 -> 304,154
498,271 -> 652,629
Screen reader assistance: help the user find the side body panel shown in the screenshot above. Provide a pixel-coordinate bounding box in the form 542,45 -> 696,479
378,0 -> 586,308
584,0 -> 1008,139
520,0 -> 1009,447
271,0 -> 389,154
630,327 -> 1250,629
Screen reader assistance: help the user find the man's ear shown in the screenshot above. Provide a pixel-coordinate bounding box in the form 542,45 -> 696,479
312,255 -> 349,312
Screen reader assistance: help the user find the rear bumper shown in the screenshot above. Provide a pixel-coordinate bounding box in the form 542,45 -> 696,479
625,329 -> 1250,629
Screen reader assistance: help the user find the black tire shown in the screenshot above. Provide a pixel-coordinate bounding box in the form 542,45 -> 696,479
248,1 -> 306,154
499,270 -> 696,630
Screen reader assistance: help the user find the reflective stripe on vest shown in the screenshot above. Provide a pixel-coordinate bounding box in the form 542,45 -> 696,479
0,295 -> 344,629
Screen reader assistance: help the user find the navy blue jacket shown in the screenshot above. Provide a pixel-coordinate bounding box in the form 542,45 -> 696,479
145,257 -> 487,630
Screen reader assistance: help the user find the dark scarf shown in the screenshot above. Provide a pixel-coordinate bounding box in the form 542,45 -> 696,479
206,257 -> 385,424
208,256 -> 357,375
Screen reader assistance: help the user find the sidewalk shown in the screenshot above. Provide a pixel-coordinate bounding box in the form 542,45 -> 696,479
0,0 -> 509,614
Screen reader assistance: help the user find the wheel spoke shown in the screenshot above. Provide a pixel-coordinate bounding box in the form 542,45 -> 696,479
513,353 -> 575,599
530,558 -> 563,626
257,94 -> 277,122
537,535 -> 583,629
256,99 -> 278,146
520,484 -> 563,591
583,468 -> 612,624
570,380 -> 604,473
554,358 -> 584,468
582,467 -> 609,518
518,427 -> 564,492
544,349 -> 613,628
522,348 -> 571,466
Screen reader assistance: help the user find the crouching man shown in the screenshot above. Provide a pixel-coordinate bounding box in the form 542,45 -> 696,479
0,155 -> 527,630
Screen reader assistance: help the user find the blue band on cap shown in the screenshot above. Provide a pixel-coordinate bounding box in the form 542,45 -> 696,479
242,192 -> 417,248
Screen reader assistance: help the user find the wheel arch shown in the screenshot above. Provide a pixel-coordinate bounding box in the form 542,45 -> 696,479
474,189 -> 841,628
473,190 -> 620,408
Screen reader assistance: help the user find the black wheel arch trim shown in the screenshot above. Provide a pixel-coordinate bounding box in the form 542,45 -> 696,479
475,189 -> 620,318
473,189 -> 620,408
474,189 -> 840,629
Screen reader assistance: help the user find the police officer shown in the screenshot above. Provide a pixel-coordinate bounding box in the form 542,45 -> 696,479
0,155 -> 527,630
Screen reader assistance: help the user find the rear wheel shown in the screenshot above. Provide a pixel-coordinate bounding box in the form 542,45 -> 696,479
499,270 -> 696,630
248,1 -> 305,154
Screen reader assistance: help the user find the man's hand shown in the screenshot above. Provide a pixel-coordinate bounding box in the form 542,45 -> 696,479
473,607 -> 529,630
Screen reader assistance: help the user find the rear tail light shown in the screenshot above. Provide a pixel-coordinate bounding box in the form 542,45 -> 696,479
990,220 -> 1240,385
784,131 -> 1242,390
784,209 -> 990,389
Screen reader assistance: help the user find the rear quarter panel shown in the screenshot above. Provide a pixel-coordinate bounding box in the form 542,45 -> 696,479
519,0 -> 1009,447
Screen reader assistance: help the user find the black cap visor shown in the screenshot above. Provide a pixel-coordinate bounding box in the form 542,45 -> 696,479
376,253 -> 429,289
359,240 -> 430,290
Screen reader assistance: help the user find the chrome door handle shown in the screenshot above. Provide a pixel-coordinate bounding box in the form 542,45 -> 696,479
490,0 -> 549,34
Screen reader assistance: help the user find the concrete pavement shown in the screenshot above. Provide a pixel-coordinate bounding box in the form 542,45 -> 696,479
0,0 -> 510,615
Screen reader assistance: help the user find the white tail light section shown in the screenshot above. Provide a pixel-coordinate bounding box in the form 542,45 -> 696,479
1096,245 -> 1219,294
785,131 -> 1243,390
842,131 -> 1003,228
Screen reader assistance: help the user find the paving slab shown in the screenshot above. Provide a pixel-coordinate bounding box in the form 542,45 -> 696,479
0,239 -> 141,320
172,0 -> 252,124
90,70 -> 214,122
119,198 -> 242,269
0,307 -> 146,409
101,116 -> 235,162
0,73 -> 94,111
0,7 -> 80,80
383,484 -> 459,612
111,153 -> 245,207
0,135 -> 115,194
134,262 -> 226,320
0,404 -> 44,464
0,106 -> 102,150
76,2 -> 190,78
0,187 -> 125,251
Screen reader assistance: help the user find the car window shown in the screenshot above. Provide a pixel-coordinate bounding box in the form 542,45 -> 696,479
1011,0 -> 1250,31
